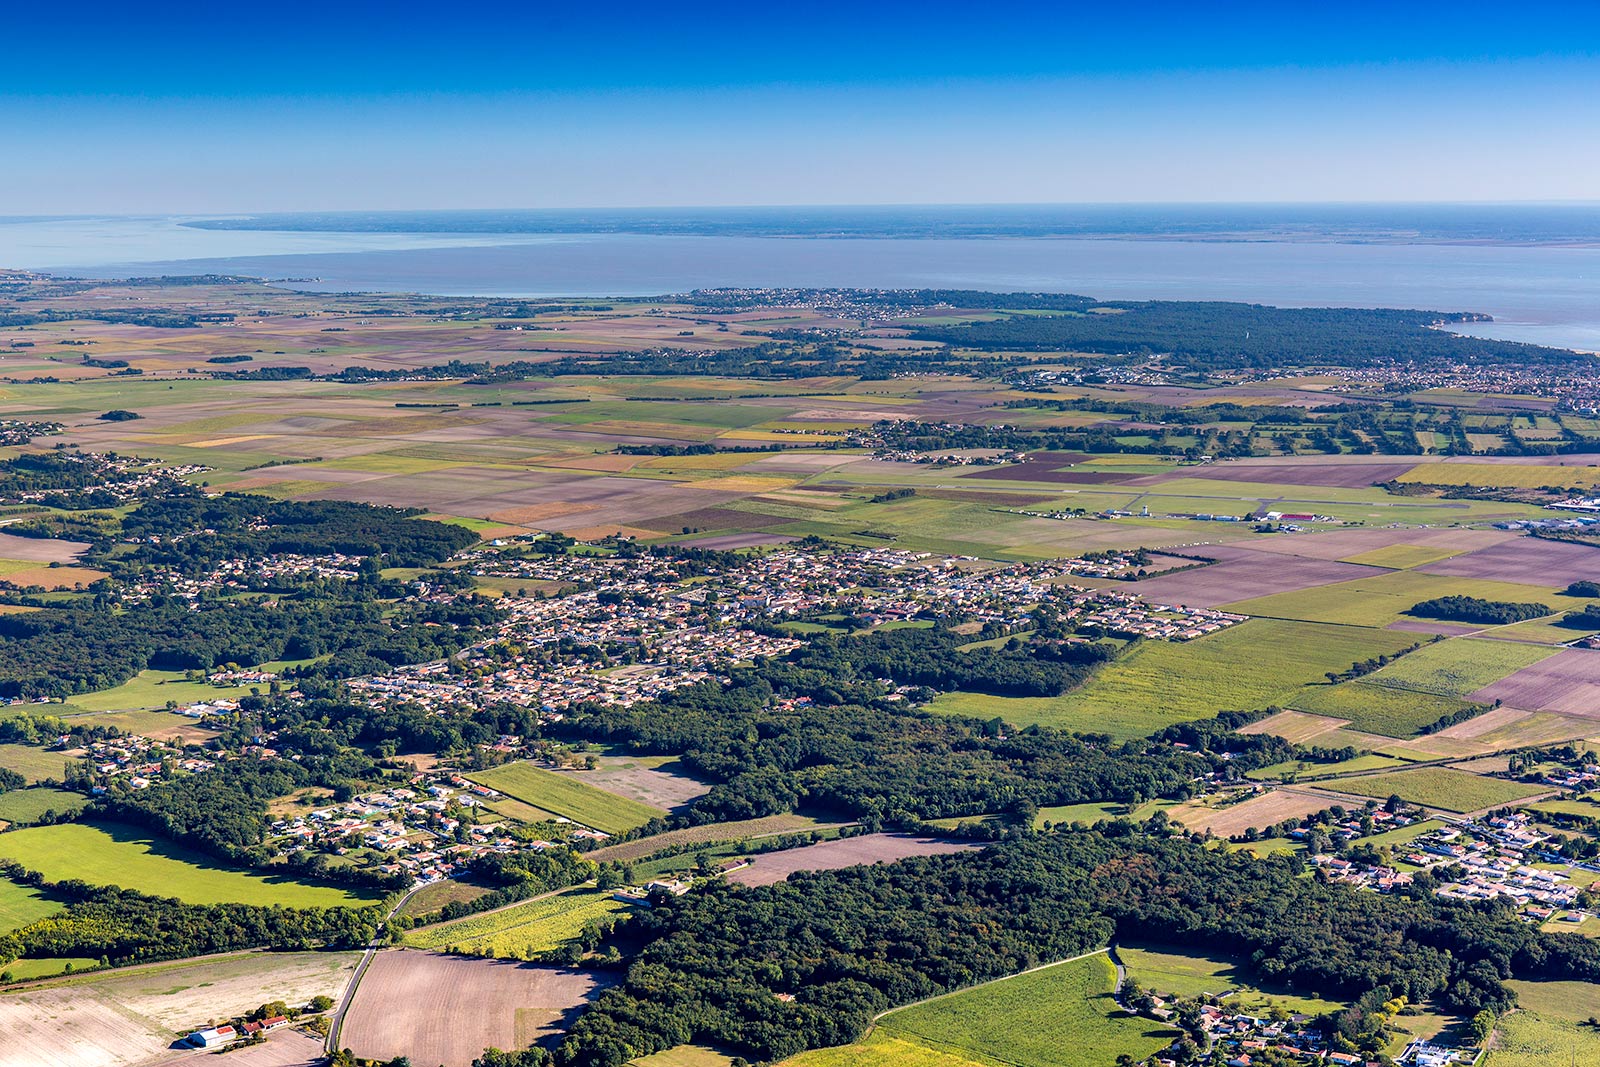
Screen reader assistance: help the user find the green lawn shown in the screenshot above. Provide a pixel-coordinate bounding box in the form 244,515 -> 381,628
0,873 -> 67,934
0,823 -> 379,908
0,786 -> 89,825
1363,639 -> 1559,698
1119,944 -> 1345,1017
930,620 -> 1422,739
878,953 -> 1177,1067
1289,680 -> 1482,737
404,886 -> 626,957
1329,768 -> 1548,812
468,762 -> 665,835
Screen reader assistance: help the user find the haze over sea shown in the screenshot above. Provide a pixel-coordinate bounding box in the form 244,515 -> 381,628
5,204 -> 1599,350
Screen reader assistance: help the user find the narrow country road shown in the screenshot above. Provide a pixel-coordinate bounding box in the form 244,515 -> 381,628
326,884 -> 421,1055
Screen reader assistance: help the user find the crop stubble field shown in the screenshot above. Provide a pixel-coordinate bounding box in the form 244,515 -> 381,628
341,951 -> 613,1067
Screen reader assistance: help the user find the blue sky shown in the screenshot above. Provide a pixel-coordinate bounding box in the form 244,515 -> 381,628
5,0 -> 1598,213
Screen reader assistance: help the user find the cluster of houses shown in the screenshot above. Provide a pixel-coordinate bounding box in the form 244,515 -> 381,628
270,775 -> 601,883
1315,812 -> 1597,925
0,450 -> 210,507
1142,1002 -> 1474,1067
186,1015 -> 290,1049
115,549 -> 368,604
1067,589 -> 1245,641
71,734 -> 213,791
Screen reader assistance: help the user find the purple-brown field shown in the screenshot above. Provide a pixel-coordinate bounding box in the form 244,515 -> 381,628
1470,648 -> 1600,718
727,834 -> 983,887
1238,527 -> 1514,562
1418,536 -> 1600,588
1127,549 -> 1386,607
342,951 -> 611,1067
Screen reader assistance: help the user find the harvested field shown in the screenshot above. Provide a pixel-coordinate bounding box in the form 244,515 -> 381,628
680,532 -> 796,549
1470,648 -> 1600,717
1418,536 -> 1600,587
653,506 -> 795,531
1341,544 -> 1467,569
917,488 -> 1059,506
1128,551 -> 1384,607
0,951 -> 357,1067
1432,704 -> 1535,740
1167,790 -> 1338,836
727,834 -> 983,887
1235,710 -> 1349,743
0,533 -> 88,563
341,951 -> 611,1067
587,813 -> 843,864
1398,462 -> 1600,488
963,463 -> 1134,484
550,755 -> 712,812
1157,460 -> 1418,488
1233,527 -> 1511,562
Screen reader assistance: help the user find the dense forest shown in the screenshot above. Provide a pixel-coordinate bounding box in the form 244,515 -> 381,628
556,831 -> 1600,1066
908,301 -> 1576,371
1406,596 -> 1553,625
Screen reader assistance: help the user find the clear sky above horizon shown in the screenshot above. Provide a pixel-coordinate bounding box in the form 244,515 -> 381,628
5,0 -> 1599,215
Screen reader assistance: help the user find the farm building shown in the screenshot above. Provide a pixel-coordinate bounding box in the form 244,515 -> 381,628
187,1024 -> 237,1048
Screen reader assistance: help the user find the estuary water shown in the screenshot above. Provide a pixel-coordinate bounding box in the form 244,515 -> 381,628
3,209 -> 1599,350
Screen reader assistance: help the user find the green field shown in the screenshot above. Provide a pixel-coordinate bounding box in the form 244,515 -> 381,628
1290,679 -> 1481,737
0,873 -> 67,934
395,877 -> 494,921
633,1046 -> 738,1067
877,953 -> 1176,1067
0,786 -> 89,825
467,762 -> 665,835
1328,768 -> 1548,812
784,1032 -> 985,1067
0,823 -> 378,908
930,620 -> 1423,739
1340,544 -> 1465,569
1485,1009 -> 1600,1067
404,886 -> 627,957
63,669 -> 266,713
1224,572 -> 1561,628
1119,944 -> 1344,1017
0,745 -> 75,785
1362,639 -> 1558,697
1,956 -> 99,981
1246,753 -> 1406,781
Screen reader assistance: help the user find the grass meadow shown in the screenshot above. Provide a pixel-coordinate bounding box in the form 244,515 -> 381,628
0,874 -> 67,934
1119,944 -> 1344,1017
467,763 -> 665,835
1224,572 -> 1562,628
0,823 -> 378,908
877,953 -> 1176,1067
929,620 -> 1421,739
0,787 -> 90,826
782,1031 -> 984,1067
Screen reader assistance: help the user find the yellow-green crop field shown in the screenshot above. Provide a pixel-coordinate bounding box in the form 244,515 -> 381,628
403,887 -> 627,957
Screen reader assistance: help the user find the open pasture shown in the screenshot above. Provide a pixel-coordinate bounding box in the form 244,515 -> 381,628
0,786 -> 88,826
963,619 -> 1421,739
1484,1009 -> 1600,1067
1167,789 -> 1338,836
341,951 -> 613,1067
1417,535 -> 1600,587
0,873 -> 66,934
0,823 -> 377,907
1120,944 -> 1346,1016
0,744 -> 75,785
467,761 -> 666,835
783,1031 -> 985,1067
1325,767 -> 1548,812
1470,647 -> 1600,717
1362,638 -> 1558,698
876,952 -> 1176,1067
727,834 -> 982,888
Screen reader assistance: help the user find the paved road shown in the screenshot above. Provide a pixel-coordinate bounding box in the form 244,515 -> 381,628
325,885 -> 421,1055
